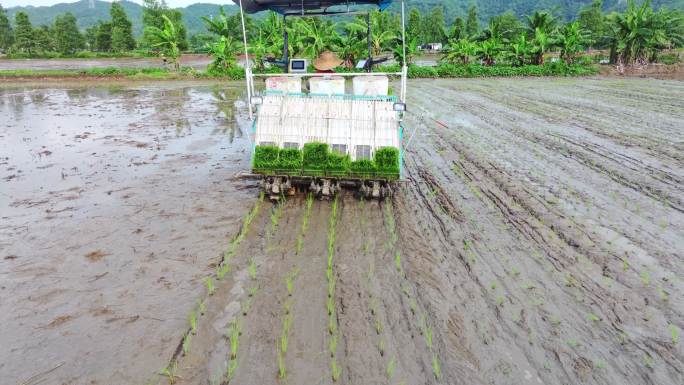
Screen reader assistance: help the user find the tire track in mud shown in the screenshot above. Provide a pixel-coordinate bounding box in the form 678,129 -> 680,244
411,84 -> 682,276
228,200 -> 305,385
150,195 -> 267,385
395,101 -> 684,385
415,84 -> 683,214
333,197 -> 434,385
284,199 -> 331,385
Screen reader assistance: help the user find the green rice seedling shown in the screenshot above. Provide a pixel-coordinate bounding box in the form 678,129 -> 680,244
189,310 -> 197,335
248,259 -> 257,280
378,338 -> 385,356
225,359 -> 238,381
595,359 -> 606,369
327,277 -> 336,299
286,276 -> 295,296
216,263 -> 230,280
658,286 -> 669,301
278,350 -> 286,379
395,252 -> 403,274
425,327 -> 433,349
326,266 -> 333,282
622,258 -> 629,272
369,299 -> 378,316
327,296 -> 335,316
402,284 -> 411,296
205,277 -> 215,296
549,315 -> 561,326
160,360 -> 179,384
270,202 -> 284,231
329,315 -> 337,335
432,355 -> 441,379
242,298 -> 252,315
281,314 -> 292,353
198,299 -> 206,316
566,339 -> 579,347
329,332 -> 338,357
229,319 -> 241,359
643,354 -> 654,369
496,295 -> 505,306
248,286 -> 258,297
669,324 -> 679,344
386,356 -> 396,380
331,360 -> 341,382
587,313 -> 600,322
409,298 -> 417,315
641,271 -> 650,286
296,236 -> 304,254
182,333 -> 191,355
375,318 -> 383,335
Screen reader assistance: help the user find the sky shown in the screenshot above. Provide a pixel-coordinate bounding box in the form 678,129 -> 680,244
2,0 -> 228,8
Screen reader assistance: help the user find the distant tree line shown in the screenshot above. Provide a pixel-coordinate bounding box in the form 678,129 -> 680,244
0,0 -> 188,57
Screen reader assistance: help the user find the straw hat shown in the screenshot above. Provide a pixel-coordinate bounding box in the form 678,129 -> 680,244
313,51 -> 343,71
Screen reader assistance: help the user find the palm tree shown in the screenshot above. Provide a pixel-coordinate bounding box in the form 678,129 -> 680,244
443,38 -> 477,64
145,15 -> 182,71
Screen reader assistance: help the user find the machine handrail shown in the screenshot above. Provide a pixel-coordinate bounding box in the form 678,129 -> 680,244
252,72 -> 402,78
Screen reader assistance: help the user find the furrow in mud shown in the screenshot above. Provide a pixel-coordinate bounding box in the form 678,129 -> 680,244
390,79 -> 684,385
283,200 -> 331,385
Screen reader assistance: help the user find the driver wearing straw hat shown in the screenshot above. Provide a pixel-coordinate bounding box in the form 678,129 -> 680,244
313,51 -> 343,73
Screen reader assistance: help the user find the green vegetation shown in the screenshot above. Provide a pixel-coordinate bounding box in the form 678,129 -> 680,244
253,143 -> 401,179
670,324 -> 679,344
145,14 -> 183,71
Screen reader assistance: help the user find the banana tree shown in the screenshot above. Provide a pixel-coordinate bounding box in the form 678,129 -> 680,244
476,38 -> 501,66
145,15 -> 181,71
443,38 -> 477,64
557,21 -> 589,64
392,35 -> 419,65
509,34 -> 531,66
207,35 -> 241,72
531,27 -> 550,65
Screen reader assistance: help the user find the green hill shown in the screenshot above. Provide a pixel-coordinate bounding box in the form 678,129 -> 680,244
5,0 -> 236,37
5,0 -> 684,37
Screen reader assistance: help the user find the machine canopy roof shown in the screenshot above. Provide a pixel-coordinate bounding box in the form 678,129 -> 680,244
232,0 -> 394,15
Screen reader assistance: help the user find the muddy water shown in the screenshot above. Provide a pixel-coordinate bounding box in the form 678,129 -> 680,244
0,81 -> 257,384
2,77 -> 683,385
0,54 -> 213,71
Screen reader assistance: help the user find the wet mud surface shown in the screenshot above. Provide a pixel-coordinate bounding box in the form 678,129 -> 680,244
0,54 -> 212,71
2,77 -> 683,385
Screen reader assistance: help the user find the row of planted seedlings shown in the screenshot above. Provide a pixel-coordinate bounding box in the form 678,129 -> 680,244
276,193 -> 314,381
383,200 -> 442,380
326,196 -> 342,381
359,198 -> 398,382
252,142 -> 401,180
222,194 -> 277,384
156,192 -> 265,385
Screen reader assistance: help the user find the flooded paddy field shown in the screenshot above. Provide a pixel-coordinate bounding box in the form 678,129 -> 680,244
0,54 -> 212,71
1,77 -> 683,385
